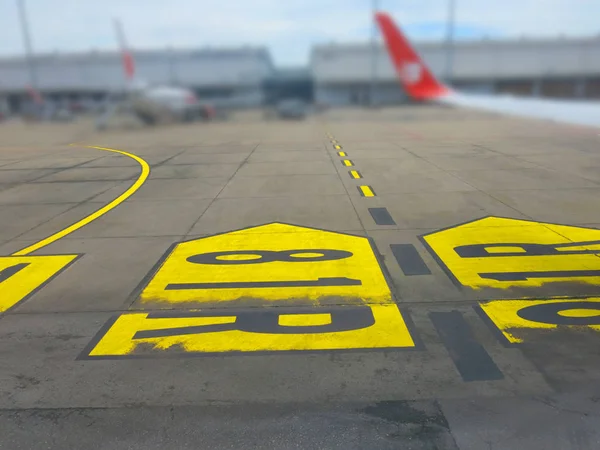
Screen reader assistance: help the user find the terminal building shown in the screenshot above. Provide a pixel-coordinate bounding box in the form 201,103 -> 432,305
1,35 -> 600,113
311,36 -> 600,106
0,47 -> 274,112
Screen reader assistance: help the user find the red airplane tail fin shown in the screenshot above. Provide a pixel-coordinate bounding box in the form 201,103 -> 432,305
114,19 -> 135,80
375,12 -> 449,100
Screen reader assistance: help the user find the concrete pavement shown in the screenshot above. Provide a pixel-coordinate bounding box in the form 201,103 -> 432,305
1,107 -> 600,448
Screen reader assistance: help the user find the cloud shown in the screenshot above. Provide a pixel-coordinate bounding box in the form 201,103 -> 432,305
0,0 -> 598,65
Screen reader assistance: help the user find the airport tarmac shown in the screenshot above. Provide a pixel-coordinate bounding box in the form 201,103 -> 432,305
1,106 -> 600,449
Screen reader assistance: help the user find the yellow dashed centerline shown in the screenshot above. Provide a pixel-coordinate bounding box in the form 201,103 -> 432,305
342,160 -> 354,167
358,185 -> 376,197
334,144 -> 342,150
337,151 -> 347,157
350,170 -> 362,179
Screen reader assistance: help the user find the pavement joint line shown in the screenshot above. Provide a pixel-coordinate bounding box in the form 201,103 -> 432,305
399,143 -> 536,221
182,141 -> 262,238
5,183 -> 128,244
10,145 -> 151,256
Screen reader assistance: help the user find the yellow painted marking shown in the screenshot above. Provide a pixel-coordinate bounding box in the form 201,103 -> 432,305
342,159 -> 353,167
480,298 -> 600,344
337,151 -> 347,157
13,145 -> 150,256
359,186 -> 375,197
85,304 -> 415,357
486,246 -> 526,254
558,309 -> 599,318
279,313 -> 331,326
334,144 -> 342,150
0,145 -> 148,313
350,170 -> 362,179
422,217 -> 600,290
0,255 -> 79,312
136,223 -> 393,306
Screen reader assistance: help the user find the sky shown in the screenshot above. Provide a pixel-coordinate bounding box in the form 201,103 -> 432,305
0,0 -> 598,65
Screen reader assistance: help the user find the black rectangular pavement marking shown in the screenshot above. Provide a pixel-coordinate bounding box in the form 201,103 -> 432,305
390,244 -> 431,276
369,207 -> 396,226
429,311 -> 504,382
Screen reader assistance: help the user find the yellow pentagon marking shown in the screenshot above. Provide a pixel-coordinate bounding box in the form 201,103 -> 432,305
84,304 -> 415,358
479,297 -> 600,344
138,223 -> 393,306
0,255 -> 80,312
421,217 -> 600,290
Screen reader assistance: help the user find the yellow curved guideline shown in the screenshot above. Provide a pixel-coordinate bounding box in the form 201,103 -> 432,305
12,145 -> 150,256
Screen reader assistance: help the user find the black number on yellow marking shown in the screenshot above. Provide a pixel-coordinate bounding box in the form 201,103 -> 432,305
481,269 -> 600,281
166,277 -> 361,290
187,249 -> 352,265
134,306 -> 374,339
478,297 -> 600,344
133,223 -> 394,307
0,263 -> 29,283
517,301 -> 600,326
455,240 -> 600,258
421,217 -> 600,291
81,303 -> 417,358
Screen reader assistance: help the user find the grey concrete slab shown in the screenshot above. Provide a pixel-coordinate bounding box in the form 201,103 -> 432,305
489,188 -> 600,224
405,145 -> 496,157
10,202 -> 107,241
516,154 -> 600,180
189,195 -> 363,234
0,180 -> 118,205
166,152 -> 250,164
248,150 -> 330,162
334,149 -> 414,159
0,203 -> 77,244
129,178 -> 229,201
12,237 -> 177,313
32,166 -> 140,182
450,168 -> 599,190
423,154 -> 540,171
173,145 -> 256,154
350,191 -> 528,230
442,391 -> 600,450
338,157 -> 438,174
0,157 -> 99,170
218,174 -> 346,198
79,153 -> 178,168
88,180 -> 140,203
236,161 -> 338,176
347,170 -> 476,195
0,169 -> 59,184
0,401 -> 460,450
0,159 -> 23,168
149,163 -> 241,179
255,143 -> 325,152
66,199 -> 211,238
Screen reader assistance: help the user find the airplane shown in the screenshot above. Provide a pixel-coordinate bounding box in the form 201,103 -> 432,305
96,19 -> 215,130
374,12 -> 600,129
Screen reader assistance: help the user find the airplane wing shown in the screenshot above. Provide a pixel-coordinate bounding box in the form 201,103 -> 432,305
374,12 -> 600,128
